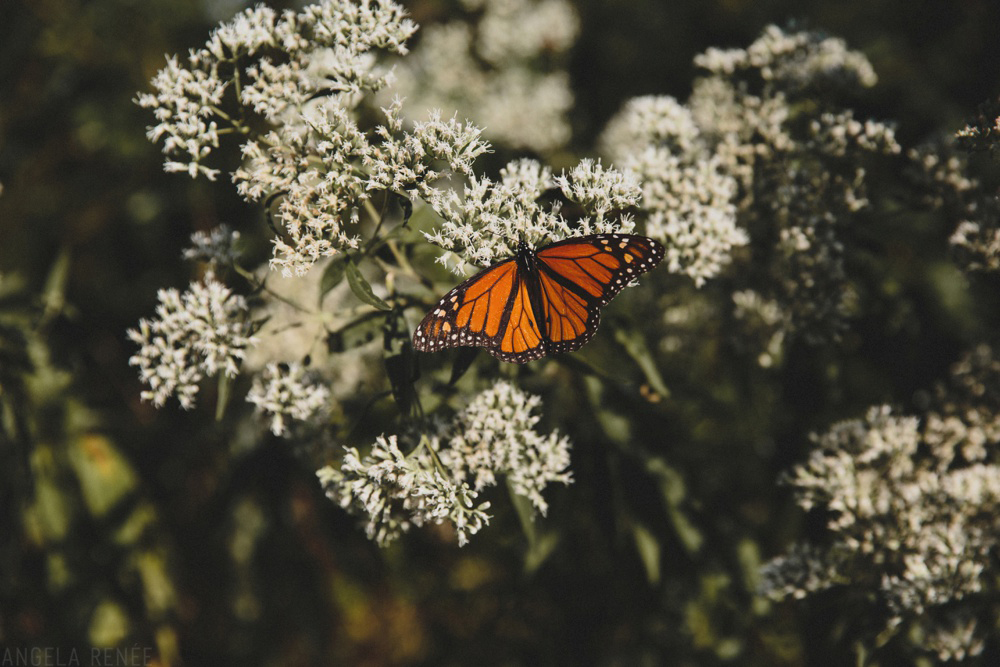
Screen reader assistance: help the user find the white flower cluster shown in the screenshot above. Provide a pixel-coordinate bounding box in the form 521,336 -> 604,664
602,96 -> 746,286
137,0 -> 416,180
762,346 -> 1000,660
436,380 -> 572,515
234,97 -> 490,276
604,26 -> 900,351
694,24 -> 877,91
318,381 -> 571,545
128,274 -> 257,409
387,0 -> 578,152
955,95 -> 1000,158
246,362 -> 331,437
182,225 -> 242,266
317,435 -> 491,546
912,141 -> 999,275
424,158 -> 638,274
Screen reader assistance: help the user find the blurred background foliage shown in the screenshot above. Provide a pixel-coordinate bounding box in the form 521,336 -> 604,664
2,0 -> 1000,665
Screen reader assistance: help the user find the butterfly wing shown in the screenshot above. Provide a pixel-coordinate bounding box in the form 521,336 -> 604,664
414,234 -> 663,364
413,257 -> 546,363
535,234 -> 664,355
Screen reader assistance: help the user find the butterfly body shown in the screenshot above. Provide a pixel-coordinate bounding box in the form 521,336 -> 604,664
414,234 -> 664,363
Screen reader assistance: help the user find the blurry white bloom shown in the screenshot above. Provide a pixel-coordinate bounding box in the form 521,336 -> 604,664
138,0 -> 416,178
246,362 -> 331,437
182,225 -> 242,265
694,25 -> 877,90
924,612 -> 986,662
604,26 -> 901,355
763,346 -> 1000,657
731,290 -> 787,367
128,273 -> 257,409
424,158 -> 638,275
950,219 -> 1000,272
385,0 -> 578,152
437,381 -> 573,515
317,435 -> 491,546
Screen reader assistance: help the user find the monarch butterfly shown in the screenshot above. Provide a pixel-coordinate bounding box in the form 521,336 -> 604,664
413,234 -> 664,363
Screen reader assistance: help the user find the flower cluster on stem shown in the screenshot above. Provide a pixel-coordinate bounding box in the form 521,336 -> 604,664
318,381 -> 571,545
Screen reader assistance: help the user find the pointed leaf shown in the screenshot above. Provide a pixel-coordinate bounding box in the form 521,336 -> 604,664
631,521 -> 662,585
318,254 -> 349,305
507,478 -> 537,547
346,259 -> 391,311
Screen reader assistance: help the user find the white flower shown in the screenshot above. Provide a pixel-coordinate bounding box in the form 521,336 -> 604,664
437,381 -> 573,515
694,25 -> 878,90
318,381 -> 571,545
424,158 -> 637,275
246,362 -> 331,436
128,273 -> 257,409
763,348 -> 1000,656
317,435 -> 491,546
601,96 -> 747,286
138,0 -> 417,179
182,225 -> 242,265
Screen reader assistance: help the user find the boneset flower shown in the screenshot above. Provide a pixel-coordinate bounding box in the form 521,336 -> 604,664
762,347 -> 1000,661
128,274 -> 257,409
318,382 -> 571,545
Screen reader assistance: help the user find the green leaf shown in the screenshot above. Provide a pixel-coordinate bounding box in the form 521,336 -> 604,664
614,328 -> 670,399
346,259 -> 391,311
631,521 -> 662,585
507,479 -> 538,548
318,254 -> 350,305
646,457 -> 703,555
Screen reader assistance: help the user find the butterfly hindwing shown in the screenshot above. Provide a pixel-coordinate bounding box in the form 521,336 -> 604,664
489,271 -> 547,363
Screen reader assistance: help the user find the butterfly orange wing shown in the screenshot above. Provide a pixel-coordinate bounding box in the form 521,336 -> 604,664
413,258 -> 547,363
535,234 -> 664,355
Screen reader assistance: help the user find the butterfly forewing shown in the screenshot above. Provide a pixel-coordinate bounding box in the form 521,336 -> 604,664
412,258 -> 518,353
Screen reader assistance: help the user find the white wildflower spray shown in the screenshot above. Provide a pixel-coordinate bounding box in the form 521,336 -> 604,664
317,381 -> 571,545
128,273 -> 257,409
